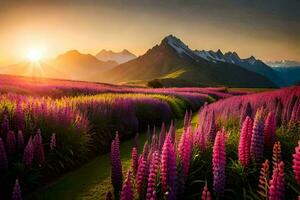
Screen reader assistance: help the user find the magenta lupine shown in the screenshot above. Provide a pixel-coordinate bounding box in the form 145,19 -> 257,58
272,142 -> 281,168
264,112 -> 276,148
17,130 -> 24,150
0,138 -> 8,170
111,134 -> 123,194
142,141 -> 149,158
6,130 -> 17,155
168,120 -> 176,143
50,133 -> 56,150
120,171 -> 134,200
12,179 -> 22,200
250,109 -> 265,163
1,114 -> 9,138
238,116 -> 253,166
158,122 -> 166,151
258,160 -> 270,199
293,141 -> 300,186
208,112 -> 217,142
269,161 -> 285,200
22,137 -> 34,168
212,130 -> 226,195
33,131 -> 45,165
146,151 -> 160,200
131,147 -> 138,176
161,134 -> 177,199
136,154 -> 148,196
178,127 -> 192,180
201,182 -> 212,200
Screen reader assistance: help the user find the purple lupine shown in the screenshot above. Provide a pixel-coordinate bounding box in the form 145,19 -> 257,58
136,154 -> 148,197
0,138 -> 8,171
1,114 -> 9,138
13,103 -> 25,131
22,137 -> 34,168
17,130 -> 24,150
212,130 -> 226,196
12,179 -> 22,200
161,134 -> 177,199
168,120 -> 176,143
121,171 -> 134,200
6,130 -> 17,155
50,133 -> 56,150
250,109 -> 265,163
264,112 -> 276,149
111,133 -> 123,194
131,147 -> 138,176
33,130 -> 45,165
146,151 -> 159,200
178,127 -> 192,181
269,161 -> 285,200
240,102 -> 252,126
238,116 -> 253,166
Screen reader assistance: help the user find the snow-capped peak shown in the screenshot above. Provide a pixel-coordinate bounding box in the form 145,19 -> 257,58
163,35 -> 195,58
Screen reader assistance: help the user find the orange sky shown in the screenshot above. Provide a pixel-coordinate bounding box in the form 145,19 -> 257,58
0,1 -> 299,64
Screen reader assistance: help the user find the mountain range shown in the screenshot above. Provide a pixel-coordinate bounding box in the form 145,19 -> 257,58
95,49 -> 137,64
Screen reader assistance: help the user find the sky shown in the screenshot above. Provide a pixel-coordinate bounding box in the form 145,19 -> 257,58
0,0 -> 299,64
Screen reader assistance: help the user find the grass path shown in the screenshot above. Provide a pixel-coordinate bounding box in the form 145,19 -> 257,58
27,115 -> 198,200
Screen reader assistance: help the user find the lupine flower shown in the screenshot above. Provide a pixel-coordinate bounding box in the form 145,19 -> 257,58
33,130 -> 45,165
264,112 -> 276,148
1,114 -> 9,138
201,182 -> 212,200
240,102 -> 252,126
258,160 -> 270,199
22,137 -> 34,168
208,112 -> 217,142
14,103 -> 25,131
121,171 -> 134,200
161,134 -> 177,199
111,133 -> 123,194
6,130 -> 17,155
17,130 -> 24,150
158,122 -> 166,151
50,133 -> 56,150
142,141 -> 149,158
0,138 -> 8,171
272,142 -> 281,168
269,161 -> 285,200
146,151 -> 159,200
136,154 -> 148,197
12,179 -> 22,200
131,147 -> 138,176
212,130 -> 226,195
238,116 -> 253,166
293,141 -> 300,186
178,127 -> 192,181
250,109 -> 265,163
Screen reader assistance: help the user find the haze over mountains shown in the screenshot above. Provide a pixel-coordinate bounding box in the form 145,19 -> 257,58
0,35 -> 299,87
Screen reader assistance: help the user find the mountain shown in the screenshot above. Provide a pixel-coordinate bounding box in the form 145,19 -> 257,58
195,50 -> 285,86
95,49 -> 136,64
99,35 -> 277,88
266,60 -> 300,67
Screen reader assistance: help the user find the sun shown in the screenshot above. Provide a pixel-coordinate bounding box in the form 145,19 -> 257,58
26,49 -> 43,62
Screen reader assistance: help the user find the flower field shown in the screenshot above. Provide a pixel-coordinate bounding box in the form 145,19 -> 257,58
109,86 -> 300,200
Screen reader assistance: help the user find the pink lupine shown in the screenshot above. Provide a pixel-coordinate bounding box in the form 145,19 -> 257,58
17,130 -> 24,150
12,179 -> 22,200
161,134 -> 177,199
178,127 -> 192,180
33,130 -> 45,165
121,171 -> 134,200
0,138 -> 8,171
146,151 -> 159,200
272,142 -> 281,168
238,116 -> 253,166
293,141 -> 300,186
22,137 -> 34,168
50,133 -> 56,150
201,182 -> 212,200
250,109 -> 265,163
6,130 -> 17,155
258,160 -> 270,199
131,147 -> 138,176
136,154 -> 148,196
111,133 -> 123,194
264,112 -> 276,148
240,102 -> 252,126
208,112 -> 217,142
212,130 -> 226,195
269,161 -> 285,200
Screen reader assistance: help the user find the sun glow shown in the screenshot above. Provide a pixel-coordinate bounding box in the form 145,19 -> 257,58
26,49 -> 43,62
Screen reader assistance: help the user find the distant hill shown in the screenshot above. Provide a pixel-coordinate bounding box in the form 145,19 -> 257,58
95,49 -> 136,64
99,35 -> 277,88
